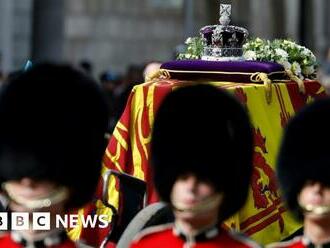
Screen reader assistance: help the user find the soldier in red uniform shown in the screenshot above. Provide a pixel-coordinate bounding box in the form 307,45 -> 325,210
268,98 -> 330,248
130,84 -> 260,248
0,64 -> 109,247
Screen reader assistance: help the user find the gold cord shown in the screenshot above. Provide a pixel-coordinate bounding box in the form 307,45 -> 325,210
250,72 -> 273,104
285,69 -> 306,94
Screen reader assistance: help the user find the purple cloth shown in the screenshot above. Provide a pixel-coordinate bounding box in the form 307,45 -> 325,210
160,60 -> 286,83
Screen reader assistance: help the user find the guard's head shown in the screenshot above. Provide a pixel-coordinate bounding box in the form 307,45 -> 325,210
0,63 -> 109,210
151,84 -> 253,221
277,98 -> 330,220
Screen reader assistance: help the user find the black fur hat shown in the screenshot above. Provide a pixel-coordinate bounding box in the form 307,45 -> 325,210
0,63 -> 109,209
151,84 -> 253,221
277,98 -> 330,219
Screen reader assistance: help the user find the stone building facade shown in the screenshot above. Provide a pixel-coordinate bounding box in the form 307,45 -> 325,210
0,0 -> 329,76
0,0 -> 32,73
63,0 -> 209,75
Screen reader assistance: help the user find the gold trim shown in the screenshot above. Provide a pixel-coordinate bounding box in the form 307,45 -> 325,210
301,204 -> 330,216
3,183 -> 69,210
162,69 -> 290,104
154,68 -> 316,104
285,69 -> 306,94
146,69 -> 171,81
250,72 -> 273,104
171,194 -> 223,214
163,69 -> 286,77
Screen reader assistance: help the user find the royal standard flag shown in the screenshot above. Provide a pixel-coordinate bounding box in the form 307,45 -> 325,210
71,79 -> 326,246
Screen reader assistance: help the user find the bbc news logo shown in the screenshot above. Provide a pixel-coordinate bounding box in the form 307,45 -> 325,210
0,212 -> 109,230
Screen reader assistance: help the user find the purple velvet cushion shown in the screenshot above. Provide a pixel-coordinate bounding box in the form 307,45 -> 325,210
160,60 -> 287,83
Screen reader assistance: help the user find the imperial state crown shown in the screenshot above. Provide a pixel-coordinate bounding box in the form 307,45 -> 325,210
200,3 -> 249,61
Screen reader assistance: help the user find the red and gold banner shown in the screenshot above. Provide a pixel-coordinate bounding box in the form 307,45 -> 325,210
70,79 -> 326,246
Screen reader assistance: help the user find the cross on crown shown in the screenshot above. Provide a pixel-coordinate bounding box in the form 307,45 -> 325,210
219,4 -> 231,26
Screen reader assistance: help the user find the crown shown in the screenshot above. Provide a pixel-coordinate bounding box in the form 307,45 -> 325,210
200,3 -> 249,61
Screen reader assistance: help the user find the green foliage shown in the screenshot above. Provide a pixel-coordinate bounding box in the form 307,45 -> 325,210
177,37 -> 203,60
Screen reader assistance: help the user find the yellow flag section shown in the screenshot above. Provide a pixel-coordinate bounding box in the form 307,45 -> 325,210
215,81 -> 325,244
218,82 -> 297,244
74,79 -> 326,246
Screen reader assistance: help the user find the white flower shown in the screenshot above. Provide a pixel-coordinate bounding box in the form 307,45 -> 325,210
291,61 -> 302,76
301,48 -> 310,57
283,40 -> 295,48
302,65 -> 315,76
243,50 -> 257,60
264,45 -> 271,53
243,38 -> 317,79
275,48 -> 288,59
185,37 -> 193,45
310,53 -> 317,63
278,60 -> 291,70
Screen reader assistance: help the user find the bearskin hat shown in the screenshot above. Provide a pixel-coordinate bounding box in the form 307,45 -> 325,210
151,84 -> 253,221
0,63 -> 109,209
277,98 -> 330,219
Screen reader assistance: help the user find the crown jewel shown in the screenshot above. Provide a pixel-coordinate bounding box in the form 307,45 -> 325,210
200,2 -> 249,61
